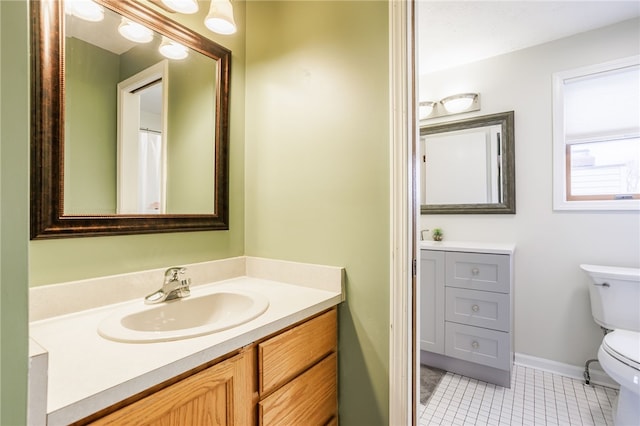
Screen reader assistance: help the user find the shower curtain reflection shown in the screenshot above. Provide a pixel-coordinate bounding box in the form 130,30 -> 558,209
138,129 -> 164,214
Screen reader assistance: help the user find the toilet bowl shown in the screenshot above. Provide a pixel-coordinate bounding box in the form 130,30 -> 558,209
580,264 -> 640,426
598,330 -> 640,426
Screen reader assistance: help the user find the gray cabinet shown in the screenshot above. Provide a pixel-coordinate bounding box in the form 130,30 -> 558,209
420,242 -> 514,387
419,251 -> 445,354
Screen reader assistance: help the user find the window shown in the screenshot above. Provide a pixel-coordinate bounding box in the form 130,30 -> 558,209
553,56 -> 640,210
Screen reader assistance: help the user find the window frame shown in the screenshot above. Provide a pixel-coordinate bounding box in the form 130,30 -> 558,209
552,55 -> 640,211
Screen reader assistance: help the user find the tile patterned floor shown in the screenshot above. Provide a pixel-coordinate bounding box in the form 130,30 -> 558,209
418,364 -> 619,426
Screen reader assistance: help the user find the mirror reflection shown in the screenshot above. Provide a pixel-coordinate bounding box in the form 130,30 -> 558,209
420,111 -> 516,214
422,124 -> 502,205
30,0 -> 231,239
64,5 -> 216,215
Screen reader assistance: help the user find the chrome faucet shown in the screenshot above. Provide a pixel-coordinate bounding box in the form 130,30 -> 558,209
144,267 -> 191,304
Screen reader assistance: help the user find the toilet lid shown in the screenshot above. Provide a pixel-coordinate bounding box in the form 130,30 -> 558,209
602,330 -> 640,370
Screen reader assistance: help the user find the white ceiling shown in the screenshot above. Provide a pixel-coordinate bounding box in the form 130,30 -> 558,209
67,1 -> 640,77
65,8 -> 138,55
417,0 -> 640,75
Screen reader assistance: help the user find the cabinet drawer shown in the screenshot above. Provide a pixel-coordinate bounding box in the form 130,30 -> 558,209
259,352 -> 337,426
259,309 -> 336,395
445,322 -> 510,370
445,287 -> 510,332
445,252 -> 510,293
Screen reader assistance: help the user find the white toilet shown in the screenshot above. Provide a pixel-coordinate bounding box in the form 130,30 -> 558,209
581,264 -> 640,426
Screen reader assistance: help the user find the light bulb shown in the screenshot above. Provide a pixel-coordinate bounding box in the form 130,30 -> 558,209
441,93 -> 477,113
65,0 -> 104,22
419,101 -> 435,119
118,18 -> 154,43
161,0 -> 198,14
205,0 -> 237,35
159,37 -> 188,60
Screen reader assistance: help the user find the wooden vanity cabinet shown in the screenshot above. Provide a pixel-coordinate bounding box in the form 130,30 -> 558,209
81,308 -> 338,426
87,348 -> 254,426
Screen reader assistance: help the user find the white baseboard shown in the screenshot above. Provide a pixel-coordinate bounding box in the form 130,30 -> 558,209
515,352 -> 618,389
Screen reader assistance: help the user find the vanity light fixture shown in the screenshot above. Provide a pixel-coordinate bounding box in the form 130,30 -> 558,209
419,101 -> 436,120
420,93 -> 481,120
441,93 -> 479,114
65,0 -> 104,22
160,0 -> 199,14
159,37 -> 189,60
118,18 -> 154,43
205,0 -> 237,35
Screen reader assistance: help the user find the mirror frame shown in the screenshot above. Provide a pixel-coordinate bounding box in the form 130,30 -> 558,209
420,111 -> 516,214
30,0 -> 231,239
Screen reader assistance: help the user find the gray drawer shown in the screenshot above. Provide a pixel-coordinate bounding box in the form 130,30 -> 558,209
445,252 -> 510,293
444,322 -> 510,371
445,287 -> 510,332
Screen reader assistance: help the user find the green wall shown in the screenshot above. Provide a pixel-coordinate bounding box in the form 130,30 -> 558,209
244,2 -> 390,424
166,51 -> 216,213
0,1 -> 29,424
65,37 -> 119,214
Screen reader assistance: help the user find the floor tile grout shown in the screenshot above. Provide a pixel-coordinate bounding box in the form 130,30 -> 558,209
420,364 -> 618,426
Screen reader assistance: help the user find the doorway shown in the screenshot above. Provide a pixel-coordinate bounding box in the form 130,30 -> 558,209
117,60 -> 168,214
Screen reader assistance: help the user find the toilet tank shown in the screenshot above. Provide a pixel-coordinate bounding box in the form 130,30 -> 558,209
580,264 -> 640,332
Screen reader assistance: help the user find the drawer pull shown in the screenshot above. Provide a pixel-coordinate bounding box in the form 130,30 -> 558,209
471,341 -> 479,349
471,267 -> 480,276
471,304 -> 479,312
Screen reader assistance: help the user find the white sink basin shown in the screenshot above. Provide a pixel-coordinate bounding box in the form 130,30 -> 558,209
98,289 -> 269,343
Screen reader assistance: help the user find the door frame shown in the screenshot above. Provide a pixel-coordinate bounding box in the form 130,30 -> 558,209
389,0 -> 417,425
117,60 -> 169,214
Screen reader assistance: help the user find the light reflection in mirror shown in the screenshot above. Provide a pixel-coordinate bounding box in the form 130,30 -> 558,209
63,4 -> 216,215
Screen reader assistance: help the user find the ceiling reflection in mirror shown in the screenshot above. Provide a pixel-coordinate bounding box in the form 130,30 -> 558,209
30,0 -> 231,239
64,5 -> 216,215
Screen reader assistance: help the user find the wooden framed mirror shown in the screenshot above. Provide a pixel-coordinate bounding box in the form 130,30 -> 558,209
31,0 -> 231,239
420,111 -> 516,214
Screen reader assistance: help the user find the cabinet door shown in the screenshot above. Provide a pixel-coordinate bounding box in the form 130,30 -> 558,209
420,250 -> 445,354
89,351 -> 253,426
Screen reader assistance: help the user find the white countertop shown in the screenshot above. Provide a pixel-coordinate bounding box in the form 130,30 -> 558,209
420,240 -> 515,255
30,273 -> 342,425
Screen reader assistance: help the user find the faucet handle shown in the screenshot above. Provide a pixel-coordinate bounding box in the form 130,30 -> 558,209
164,266 -> 186,281
146,268 -> 190,304
176,278 -> 191,298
